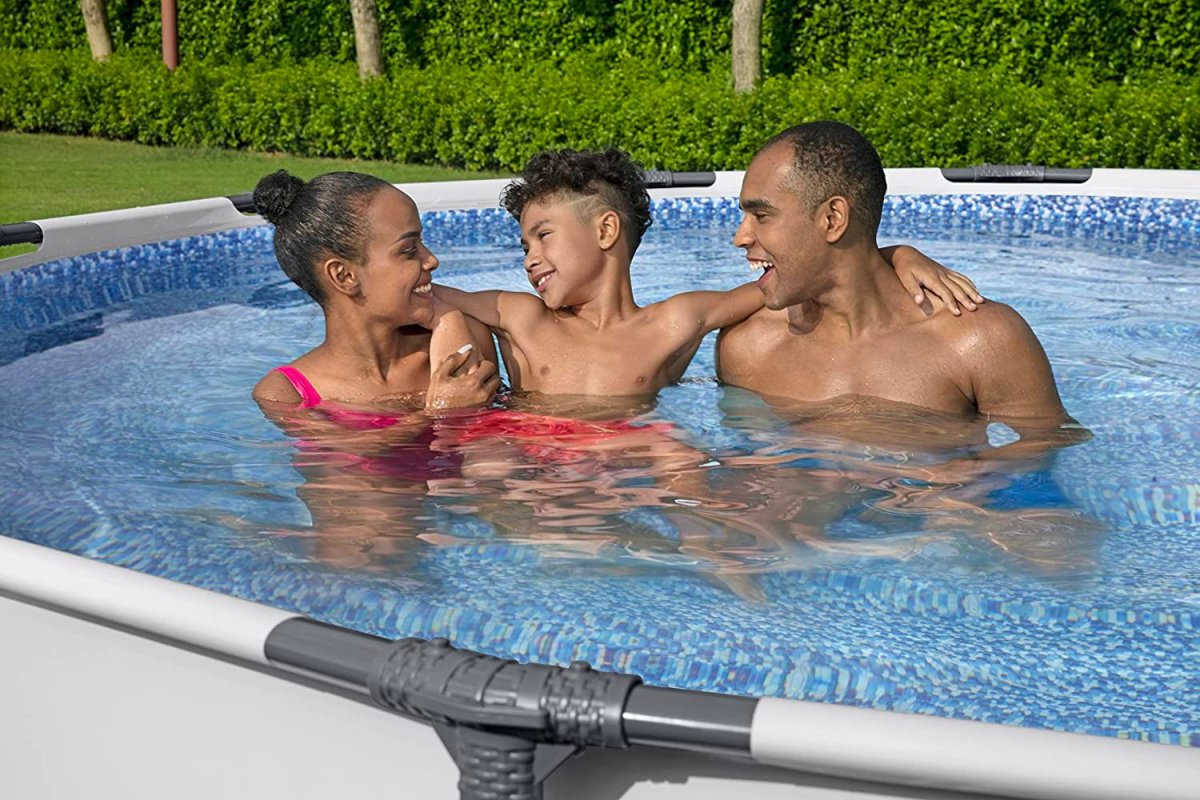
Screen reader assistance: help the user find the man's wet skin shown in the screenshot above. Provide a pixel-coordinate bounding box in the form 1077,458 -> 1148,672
706,390 -> 1103,581
717,140 -> 1073,431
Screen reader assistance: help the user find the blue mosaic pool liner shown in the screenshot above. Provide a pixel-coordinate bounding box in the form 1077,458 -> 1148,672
3,194 -> 1198,335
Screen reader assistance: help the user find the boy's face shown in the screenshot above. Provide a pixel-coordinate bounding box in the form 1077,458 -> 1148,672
519,196 -> 611,309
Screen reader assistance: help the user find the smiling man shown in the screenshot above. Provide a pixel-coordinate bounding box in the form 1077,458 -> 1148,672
716,121 -> 1073,434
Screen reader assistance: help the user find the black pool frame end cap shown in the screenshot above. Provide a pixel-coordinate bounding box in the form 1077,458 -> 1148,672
643,171 -> 717,189
0,222 -> 44,246
227,192 -> 257,214
941,165 -> 1092,183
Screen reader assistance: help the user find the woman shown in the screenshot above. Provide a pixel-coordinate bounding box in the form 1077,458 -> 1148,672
252,169 -> 498,412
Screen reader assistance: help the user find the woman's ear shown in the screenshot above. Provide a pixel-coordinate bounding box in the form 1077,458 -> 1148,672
596,209 -> 622,252
323,258 -> 359,297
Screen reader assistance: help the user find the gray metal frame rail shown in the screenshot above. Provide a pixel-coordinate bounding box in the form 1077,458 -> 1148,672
266,618 -> 755,800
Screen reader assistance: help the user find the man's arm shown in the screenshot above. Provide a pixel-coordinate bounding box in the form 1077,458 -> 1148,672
962,303 -> 1089,452
966,303 -> 1064,421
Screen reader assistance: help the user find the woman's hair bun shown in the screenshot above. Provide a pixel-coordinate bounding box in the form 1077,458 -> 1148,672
253,170 -> 305,225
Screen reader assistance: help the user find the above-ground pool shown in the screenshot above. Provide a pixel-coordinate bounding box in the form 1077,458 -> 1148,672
1,171 -> 1197,799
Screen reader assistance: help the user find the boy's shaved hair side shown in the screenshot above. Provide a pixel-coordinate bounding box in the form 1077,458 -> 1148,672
501,148 -> 653,255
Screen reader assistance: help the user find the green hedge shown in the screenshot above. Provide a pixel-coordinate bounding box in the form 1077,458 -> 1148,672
2,0 -> 1195,79
2,49 -> 1196,170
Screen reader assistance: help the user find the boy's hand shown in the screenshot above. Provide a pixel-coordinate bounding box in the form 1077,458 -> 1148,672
425,345 -> 500,411
889,245 -> 985,316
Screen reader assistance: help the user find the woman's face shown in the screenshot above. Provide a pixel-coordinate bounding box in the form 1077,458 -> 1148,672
355,186 -> 438,325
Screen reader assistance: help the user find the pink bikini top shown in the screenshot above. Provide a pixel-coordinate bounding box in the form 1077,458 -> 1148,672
272,367 -> 461,481
272,366 -> 402,430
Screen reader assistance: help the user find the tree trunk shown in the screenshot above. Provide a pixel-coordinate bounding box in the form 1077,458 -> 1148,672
81,0 -> 113,62
350,0 -> 384,79
161,0 -> 178,70
732,0 -> 764,94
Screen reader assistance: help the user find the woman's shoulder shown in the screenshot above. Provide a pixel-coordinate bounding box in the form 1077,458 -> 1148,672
253,366 -> 304,404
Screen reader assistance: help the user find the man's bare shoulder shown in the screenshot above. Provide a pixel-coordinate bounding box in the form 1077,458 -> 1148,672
715,307 -> 790,385
928,300 -> 1040,359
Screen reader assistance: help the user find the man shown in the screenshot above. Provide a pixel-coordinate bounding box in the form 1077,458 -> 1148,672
717,121 -> 1073,437
711,123 -> 1097,575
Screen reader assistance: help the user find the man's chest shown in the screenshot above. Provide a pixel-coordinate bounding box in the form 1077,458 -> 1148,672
723,329 -> 974,414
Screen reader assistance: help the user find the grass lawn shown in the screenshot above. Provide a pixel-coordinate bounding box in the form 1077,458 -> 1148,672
1,132 -> 503,256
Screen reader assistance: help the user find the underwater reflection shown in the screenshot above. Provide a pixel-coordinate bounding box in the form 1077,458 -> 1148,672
252,387 -> 1102,593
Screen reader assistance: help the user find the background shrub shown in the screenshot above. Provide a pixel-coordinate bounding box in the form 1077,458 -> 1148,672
1,0 -> 1195,79
2,49 -> 1195,170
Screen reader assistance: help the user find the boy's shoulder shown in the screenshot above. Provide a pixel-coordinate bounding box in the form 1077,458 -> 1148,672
497,289 -> 556,323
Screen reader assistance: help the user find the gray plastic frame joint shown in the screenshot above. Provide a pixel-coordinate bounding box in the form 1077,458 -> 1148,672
368,637 -> 642,800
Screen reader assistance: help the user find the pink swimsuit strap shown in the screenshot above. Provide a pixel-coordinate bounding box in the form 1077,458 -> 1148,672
273,366 -> 322,408
272,366 -> 403,429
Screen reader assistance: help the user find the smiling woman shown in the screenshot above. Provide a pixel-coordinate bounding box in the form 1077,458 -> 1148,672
248,169 -> 500,413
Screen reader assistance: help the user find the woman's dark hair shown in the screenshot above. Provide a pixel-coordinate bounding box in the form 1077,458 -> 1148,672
253,170 -> 393,304
500,148 -> 652,255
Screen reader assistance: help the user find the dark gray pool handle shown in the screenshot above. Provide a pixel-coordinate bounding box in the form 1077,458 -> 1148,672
941,165 -> 1092,183
0,222 -> 44,246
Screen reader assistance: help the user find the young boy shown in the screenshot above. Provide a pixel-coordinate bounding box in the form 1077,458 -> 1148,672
434,148 -> 977,398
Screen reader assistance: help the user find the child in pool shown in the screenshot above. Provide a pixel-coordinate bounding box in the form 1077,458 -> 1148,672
250,170 -> 500,413
434,148 -> 980,398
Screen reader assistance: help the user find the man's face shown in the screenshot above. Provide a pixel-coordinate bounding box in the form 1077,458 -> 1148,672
734,143 -> 829,310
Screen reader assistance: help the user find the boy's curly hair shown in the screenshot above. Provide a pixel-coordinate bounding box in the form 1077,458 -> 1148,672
500,148 -> 652,255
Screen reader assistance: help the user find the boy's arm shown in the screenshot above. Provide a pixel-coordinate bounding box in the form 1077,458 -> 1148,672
433,285 -> 544,334
426,302 -> 485,371
882,245 -> 985,315
663,283 -> 766,339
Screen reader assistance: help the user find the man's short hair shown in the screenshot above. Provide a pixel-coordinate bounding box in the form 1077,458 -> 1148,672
764,121 -> 887,236
500,148 -> 652,255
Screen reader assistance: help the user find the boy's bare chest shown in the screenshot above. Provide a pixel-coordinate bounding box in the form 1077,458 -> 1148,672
513,320 -> 676,394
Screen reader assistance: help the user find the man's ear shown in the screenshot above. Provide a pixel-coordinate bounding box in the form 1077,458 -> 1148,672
820,196 -> 851,244
322,258 -> 359,297
595,209 -> 622,252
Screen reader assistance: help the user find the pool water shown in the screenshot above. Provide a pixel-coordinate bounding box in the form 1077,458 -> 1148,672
0,195 -> 1197,746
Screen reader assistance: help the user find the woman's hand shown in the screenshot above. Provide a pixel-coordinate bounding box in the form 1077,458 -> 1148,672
425,345 -> 500,411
